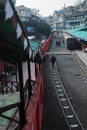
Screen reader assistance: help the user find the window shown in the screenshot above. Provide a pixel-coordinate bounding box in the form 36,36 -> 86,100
20,10 -> 24,15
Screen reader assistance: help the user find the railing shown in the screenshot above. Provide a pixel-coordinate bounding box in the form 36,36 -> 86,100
0,80 -> 19,94
0,78 -> 32,130
0,64 -> 43,130
41,34 -> 52,56
0,102 -> 20,130
24,79 -> 32,109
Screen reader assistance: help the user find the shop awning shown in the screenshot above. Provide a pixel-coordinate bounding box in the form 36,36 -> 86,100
66,27 -> 87,33
66,27 -> 87,42
70,31 -> 87,41
29,40 -> 40,51
29,40 -> 43,64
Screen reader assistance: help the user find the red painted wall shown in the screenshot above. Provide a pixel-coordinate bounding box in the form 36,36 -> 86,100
42,34 -> 52,56
22,72 -> 43,130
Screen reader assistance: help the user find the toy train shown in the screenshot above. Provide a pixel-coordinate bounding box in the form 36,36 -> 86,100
63,33 -> 81,50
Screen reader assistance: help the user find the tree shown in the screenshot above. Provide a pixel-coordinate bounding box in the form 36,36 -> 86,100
21,18 -> 51,39
31,8 -> 39,16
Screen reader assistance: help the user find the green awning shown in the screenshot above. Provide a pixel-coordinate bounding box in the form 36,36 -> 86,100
66,27 -> 87,34
70,31 -> 87,41
29,40 -> 40,51
29,40 -> 43,64
66,27 -> 87,42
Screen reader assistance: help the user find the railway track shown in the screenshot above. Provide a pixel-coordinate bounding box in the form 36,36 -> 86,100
50,61 -> 84,130
73,52 -> 87,84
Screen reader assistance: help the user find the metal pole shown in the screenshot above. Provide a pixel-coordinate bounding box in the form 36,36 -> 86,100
18,59 -> 26,129
27,59 -> 32,101
15,64 -> 18,82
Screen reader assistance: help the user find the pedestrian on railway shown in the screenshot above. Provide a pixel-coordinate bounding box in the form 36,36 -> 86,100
50,55 -> 56,66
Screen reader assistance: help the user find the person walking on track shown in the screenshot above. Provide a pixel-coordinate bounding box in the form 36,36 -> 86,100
50,55 -> 56,66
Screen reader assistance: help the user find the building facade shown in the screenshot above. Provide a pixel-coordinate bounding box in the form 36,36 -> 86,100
64,12 -> 87,30
11,0 -> 16,6
16,5 -> 31,22
53,10 -> 64,31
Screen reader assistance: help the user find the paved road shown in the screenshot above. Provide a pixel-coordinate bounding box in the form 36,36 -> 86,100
42,34 -> 87,130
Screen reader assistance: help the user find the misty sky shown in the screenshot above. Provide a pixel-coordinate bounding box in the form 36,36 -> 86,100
16,0 -> 76,17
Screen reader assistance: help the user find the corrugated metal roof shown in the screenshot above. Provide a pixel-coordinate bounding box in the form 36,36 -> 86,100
66,27 -> 87,41
71,31 -> 87,41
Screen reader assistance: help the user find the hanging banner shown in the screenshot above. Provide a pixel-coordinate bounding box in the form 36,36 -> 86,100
29,48 -> 32,58
22,62 -> 28,86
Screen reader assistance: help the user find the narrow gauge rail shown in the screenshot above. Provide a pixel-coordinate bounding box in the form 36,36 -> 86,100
50,60 -> 84,130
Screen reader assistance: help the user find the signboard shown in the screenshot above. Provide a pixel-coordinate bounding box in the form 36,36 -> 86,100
27,26 -> 35,32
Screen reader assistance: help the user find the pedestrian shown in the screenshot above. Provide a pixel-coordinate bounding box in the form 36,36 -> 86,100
82,44 -> 86,52
56,41 -> 61,47
50,55 -> 56,66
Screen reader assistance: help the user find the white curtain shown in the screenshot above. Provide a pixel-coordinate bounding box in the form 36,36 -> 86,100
30,62 -> 36,81
29,48 -> 32,58
16,23 -> 22,39
5,0 -> 14,20
24,38 -> 28,50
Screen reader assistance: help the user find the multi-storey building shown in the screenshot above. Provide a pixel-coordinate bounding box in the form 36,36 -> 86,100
64,12 -> 87,30
53,10 -> 64,31
48,16 -> 54,31
11,0 -> 16,6
16,5 -> 31,22
64,1 -> 87,30
52,3 -> 87,31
